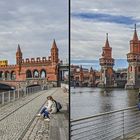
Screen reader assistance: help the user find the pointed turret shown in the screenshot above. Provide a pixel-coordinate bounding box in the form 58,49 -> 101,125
101,33 -> 112,58
16,44 -> 22,65
133,24 -> 138,41
51,39 -> 59,64
105,33 -> 110,48
17,44 -> 21,53
51,39 -> 58,50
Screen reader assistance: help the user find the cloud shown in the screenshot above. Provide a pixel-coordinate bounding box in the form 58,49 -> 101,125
72,13 -> 138,25
71,0 -> 140,64
0,0 -> 68,64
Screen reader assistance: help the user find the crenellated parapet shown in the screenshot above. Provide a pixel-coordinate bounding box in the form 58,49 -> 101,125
0,64 -> 16,69
21,57 -> 52,64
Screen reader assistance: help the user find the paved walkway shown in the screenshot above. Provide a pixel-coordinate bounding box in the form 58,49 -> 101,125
0,88 -> 68,140
22,88 -> 68,140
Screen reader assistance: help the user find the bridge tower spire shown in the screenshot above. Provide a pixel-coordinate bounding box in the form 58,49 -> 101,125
16,44 -> 22,65
99,33 -> 114,88
16,44 -> 22,75
51,39 -> 59,65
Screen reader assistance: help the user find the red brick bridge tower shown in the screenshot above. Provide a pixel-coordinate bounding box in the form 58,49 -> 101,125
0,39 -> 59,89
99,33 -> 115,87
126,24 -> 140,89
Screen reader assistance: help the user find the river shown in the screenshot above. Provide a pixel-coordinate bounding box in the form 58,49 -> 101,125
71,87 -> 139,119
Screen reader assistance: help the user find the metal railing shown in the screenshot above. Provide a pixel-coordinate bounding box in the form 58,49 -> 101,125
0,86 -> 44,105
71,106 -> 140,140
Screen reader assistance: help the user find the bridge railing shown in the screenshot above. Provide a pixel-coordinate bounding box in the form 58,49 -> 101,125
71,106 -> 140,140
0,86 -> 43,105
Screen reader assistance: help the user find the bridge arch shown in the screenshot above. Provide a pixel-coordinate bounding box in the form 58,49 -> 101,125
33,69 -> 39,78
26,84 -> 41,88
26,70 -> 32,78
5,71 -> 10,80
40,69 -> 46,78
11,71 -> 16,80
0,83 -> 15,90
0,71 -> 3,80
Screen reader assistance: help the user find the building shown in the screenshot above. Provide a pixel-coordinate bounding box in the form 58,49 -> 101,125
70,65 -> 100,87
0,39 -> 59,89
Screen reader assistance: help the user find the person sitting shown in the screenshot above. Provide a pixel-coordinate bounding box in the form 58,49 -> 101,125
37,96 -> 57,121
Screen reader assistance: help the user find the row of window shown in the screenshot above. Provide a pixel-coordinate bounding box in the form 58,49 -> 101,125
0,69 -> 47,79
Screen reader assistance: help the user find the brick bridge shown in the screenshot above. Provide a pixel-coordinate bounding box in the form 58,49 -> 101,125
0,39 -> 60,89
0,78 -> 48,89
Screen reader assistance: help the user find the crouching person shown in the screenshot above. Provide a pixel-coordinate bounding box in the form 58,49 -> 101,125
37,96 -> 57,121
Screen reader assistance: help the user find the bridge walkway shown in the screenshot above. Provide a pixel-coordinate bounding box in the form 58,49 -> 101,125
0,88 -> 68,140
22,88 -> 69,140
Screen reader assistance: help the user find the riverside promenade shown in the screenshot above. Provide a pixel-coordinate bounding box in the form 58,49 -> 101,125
0,87 -> 68,140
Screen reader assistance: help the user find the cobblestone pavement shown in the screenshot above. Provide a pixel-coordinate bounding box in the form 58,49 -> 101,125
22,117 -> 49,140
0,90 -> 46,120
22,88 -> 69,140
0,88 -> 57,140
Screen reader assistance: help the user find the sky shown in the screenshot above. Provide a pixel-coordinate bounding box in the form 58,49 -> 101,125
0,0 -> 68,64
71,0 -> 140,61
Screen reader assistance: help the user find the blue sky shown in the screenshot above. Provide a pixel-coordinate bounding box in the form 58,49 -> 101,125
71,0 -> 140,64
72,13 -> 137,25
0,0 -> 68,64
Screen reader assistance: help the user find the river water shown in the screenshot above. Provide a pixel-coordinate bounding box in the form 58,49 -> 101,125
71,87 -> 139,119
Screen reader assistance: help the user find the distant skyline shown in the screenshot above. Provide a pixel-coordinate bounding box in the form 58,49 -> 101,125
71,59 -> 128,71
0,0 -> 68,64
71,0 -> 140,60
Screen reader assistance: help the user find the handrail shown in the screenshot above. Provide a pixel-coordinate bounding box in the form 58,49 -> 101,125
71,105 -> 137,123
71,106 -> 140,140
0,85 -> 49,105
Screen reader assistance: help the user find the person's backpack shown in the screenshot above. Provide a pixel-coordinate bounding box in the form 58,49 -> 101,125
54,100 -> 62,112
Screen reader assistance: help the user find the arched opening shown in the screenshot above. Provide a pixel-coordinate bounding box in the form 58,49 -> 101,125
0,83 -> 15,90
0,71 -> 3,80
11,71 -> 16,80
138,66 -> 140,72
130,66 -> 132,72
26,84 -> 41,88
5,71 -> 10,80
40,69 -> 46,78
26,70 -> 32,78
33,70 -> 39,78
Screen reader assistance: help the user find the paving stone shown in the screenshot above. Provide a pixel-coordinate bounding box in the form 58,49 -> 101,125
0,88 -> 58,140
23,88 -> 69,140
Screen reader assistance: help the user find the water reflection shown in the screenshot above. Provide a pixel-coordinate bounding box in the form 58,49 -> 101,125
71,87 -> 139,119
